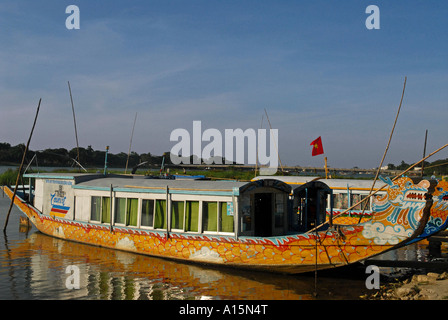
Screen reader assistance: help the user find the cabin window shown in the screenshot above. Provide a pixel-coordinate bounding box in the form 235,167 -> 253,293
127,198 -> 138,226
333,194 -> 349,209
115,198 -> 138,226
115,198 -> 127,224
220,202 -> 234,233
91,196 -> 101,221
141,199 -> 154,227
333,193 -> 370,211
351,194 -> 369,210
102,197 -> 111,223
90,196 -> 111,223
185,201 -> 199,232
171,201 -> 184,230
154,200 -> 167,229
202,201 -> 218,232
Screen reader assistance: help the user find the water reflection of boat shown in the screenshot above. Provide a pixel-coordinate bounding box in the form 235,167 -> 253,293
7,232 -> 309,300
4,171 -> 438,274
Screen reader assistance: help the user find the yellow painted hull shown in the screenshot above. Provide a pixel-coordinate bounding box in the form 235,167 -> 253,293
3,180 -> 429,274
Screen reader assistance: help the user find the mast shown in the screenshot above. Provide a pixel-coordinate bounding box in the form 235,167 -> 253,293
421,129 -> 428,177
4,98 -> 41,231
264,108 -> 284,173
68,81 -> 80,169
125,112 -> 138,174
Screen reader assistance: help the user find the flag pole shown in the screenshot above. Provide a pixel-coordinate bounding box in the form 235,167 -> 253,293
324,157 -> 328,179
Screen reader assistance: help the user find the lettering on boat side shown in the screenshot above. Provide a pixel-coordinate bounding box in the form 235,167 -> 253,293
179,304 -> 268,317
365,265 -> 380,290
170,120 -> 278,175
65,265 -> 80,290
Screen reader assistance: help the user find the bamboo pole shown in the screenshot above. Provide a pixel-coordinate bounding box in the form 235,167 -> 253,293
254,114 -> 264,177
421,129 -> 428,177
125,112 -> 138,174
68,81 -> 80,168
264,108 -> 284,173
360,76 -> 407,217
4,98 -> 41,232
324,157 -> 328,179
307,142 -> 448,234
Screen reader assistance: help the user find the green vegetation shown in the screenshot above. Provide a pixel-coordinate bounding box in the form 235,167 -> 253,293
0,142 -> 169,168
0,168 -> 20,186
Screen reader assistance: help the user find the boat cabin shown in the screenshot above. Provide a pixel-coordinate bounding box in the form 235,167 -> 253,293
292,181 -> 333,232
253,176 -> 387,221
23,173 -> 302,238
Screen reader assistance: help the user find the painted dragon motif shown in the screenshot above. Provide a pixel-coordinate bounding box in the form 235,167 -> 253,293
420,179 -> 448,238
373,177 -> 429,228
361,177 -> 430,245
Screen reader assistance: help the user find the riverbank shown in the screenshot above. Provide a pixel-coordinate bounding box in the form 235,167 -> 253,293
363,271 -> 448,300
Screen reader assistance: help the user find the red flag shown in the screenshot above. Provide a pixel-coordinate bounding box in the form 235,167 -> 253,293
310,136 -> 324,156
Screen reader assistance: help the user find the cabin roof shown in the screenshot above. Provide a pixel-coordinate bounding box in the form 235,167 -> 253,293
24,173 -> 291,196
253,175 -> 388,191
75,176 -> 247,195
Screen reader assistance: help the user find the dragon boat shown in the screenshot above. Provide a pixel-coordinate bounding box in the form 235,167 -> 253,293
3,172 -> 438,274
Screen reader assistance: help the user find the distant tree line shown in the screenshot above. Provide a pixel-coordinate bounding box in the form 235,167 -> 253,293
0,142 -> 172,169
1,142 -> 447,176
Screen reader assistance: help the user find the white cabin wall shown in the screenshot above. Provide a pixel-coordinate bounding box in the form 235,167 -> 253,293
40,178 -> 74,218
75,195 -> 91,221
34,179 -> 44,212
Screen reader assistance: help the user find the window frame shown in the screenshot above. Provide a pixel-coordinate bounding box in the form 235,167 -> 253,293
87,194 -> 235,235
114,197 -> 139,227
90,195 -> 111,224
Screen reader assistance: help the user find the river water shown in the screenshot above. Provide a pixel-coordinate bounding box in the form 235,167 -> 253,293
0,186 -> 444,301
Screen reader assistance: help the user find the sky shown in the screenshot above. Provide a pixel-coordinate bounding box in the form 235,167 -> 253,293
0,0 -> 447,170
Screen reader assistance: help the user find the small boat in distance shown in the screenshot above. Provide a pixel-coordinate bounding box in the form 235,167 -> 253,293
3,172 -> 438,274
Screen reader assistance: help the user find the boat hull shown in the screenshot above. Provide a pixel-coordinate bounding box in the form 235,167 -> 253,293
4,183 -> 430,274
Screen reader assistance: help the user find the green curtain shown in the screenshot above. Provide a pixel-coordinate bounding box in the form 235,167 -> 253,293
127,198 -> 138,226
101,197 -> 111,223
141,199 -> 154,227
203,202 -> 217,231
185,201 -> 199,232
91,196 -> 101,221
171,201 -> 184,230
115,198 -> 126,224
220,202 -> 234,232
154,200 -> 166,229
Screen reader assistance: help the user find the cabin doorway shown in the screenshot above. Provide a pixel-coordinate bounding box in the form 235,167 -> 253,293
254,193 -> 273,237
293,181 -> 332,232
238,179 -> 292,237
